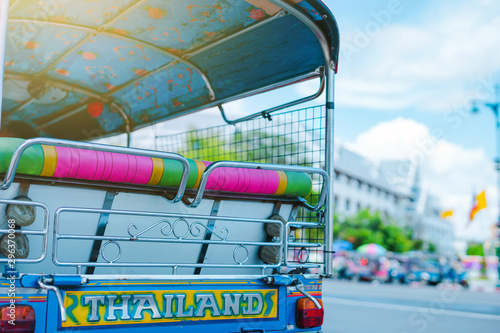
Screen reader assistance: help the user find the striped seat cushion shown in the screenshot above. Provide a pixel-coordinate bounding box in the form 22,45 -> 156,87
0,138 -> 312,197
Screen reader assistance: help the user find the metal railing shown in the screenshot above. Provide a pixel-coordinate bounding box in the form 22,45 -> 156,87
54,207 -> 285,271
53,206 -> 322,273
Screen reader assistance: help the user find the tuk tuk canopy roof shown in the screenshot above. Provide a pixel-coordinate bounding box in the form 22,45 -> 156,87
2,0 -> 339,140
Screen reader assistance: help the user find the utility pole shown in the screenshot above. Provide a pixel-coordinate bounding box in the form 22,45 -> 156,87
471,83 -> 500,289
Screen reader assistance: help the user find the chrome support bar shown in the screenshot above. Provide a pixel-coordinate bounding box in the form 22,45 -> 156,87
0,138 -> 190,203
0,199 -> 49,263
264,0 -> 336,277
58,234 -> 277,247
190,161 -> 329,212
218,68 -> 325,125
288,242 -> 322,248
83,274 -> 271,281
295,280 -> 322,309
38,278 -> 67,322
324,68 -> 335,278
110,101 -> 132,146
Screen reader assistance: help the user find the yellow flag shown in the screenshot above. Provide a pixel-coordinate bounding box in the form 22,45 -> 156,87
470,190 -> 487,222
440,210 -> 453,219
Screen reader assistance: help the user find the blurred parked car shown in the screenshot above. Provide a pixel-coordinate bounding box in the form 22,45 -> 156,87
407,259 -> 442,285
387,257 -> 408,284
404,256 -> 469,287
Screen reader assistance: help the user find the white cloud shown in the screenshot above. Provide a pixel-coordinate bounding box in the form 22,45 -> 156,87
337,0 -> 500,112
350,117 -> 431,161
350,118 -> 497,241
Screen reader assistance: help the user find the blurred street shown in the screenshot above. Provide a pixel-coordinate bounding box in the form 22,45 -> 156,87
322,280 -> 500,333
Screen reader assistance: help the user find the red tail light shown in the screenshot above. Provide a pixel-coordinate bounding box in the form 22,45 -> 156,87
0,305 -> 35,333
296,298 -> 324,329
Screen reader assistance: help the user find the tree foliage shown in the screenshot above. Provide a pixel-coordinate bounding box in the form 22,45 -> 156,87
427,243 -> 437,253
466,243 -> 484,256
334,209 -> 422,253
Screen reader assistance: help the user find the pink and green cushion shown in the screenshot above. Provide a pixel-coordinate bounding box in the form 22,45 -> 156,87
0,138 -> 312,198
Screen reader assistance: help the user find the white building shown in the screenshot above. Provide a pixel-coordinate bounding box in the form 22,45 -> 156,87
404,182 -> 455,256
333,146 -> 411,218
333,145 -> 455,256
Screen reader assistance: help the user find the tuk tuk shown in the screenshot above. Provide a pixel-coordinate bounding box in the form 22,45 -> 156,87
0,0 -> 339,331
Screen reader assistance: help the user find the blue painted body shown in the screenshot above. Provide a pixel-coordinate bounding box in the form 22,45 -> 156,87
0,274 -> 322,332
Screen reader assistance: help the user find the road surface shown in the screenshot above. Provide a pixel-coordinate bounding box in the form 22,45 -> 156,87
322,280 -> 500,333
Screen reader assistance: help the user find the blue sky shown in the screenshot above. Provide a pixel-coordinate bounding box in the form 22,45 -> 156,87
330,0 -> 500,155
326,0 -> 500,243
324,0 -> 500,242
124,0 -> 500,243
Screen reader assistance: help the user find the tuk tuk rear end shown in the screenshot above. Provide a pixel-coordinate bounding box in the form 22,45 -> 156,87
0,1 -> 339,331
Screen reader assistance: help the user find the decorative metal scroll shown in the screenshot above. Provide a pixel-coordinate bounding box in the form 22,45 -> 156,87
100,241 -> 121,264
127,218 -> 230,241
98,240 -> 249,266
233,245 -> 249,265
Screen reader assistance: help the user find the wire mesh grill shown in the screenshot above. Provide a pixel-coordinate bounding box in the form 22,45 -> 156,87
155,105 -> 327,267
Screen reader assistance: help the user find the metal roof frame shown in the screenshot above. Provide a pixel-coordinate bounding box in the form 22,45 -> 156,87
1,1 -> 339,135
